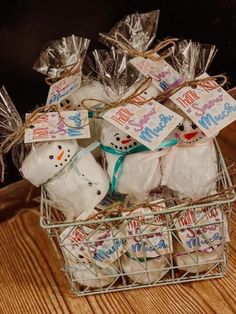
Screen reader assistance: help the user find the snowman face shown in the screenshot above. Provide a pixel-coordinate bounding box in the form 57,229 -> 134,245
21,140 -> 78,186
174,119 -> 205,144
46,141 -> 77,169
59,98 -> 80,111
100,122 -> 140,151
110,131 -> 138,151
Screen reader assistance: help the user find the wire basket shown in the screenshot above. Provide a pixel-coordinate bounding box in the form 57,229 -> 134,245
40,141 -> 236,296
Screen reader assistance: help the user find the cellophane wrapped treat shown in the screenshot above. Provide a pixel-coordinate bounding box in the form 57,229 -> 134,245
158,40 -> 228,272
0,86 -> 110,220
92,48 -> 169,199
100,10 -> 181,94
100,10 -> 160,54
59,209 -> 126,288
21,139 -> 110,219
34,34 -> 90,81
161,40 -> 219,199
120,196 -> 172,284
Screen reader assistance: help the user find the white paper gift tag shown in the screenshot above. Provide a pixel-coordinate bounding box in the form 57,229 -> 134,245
123,202 -> 172,258
130,55 -> 181,92
174,205 -> 229,253
60,225 -> 126,269
24,110 -> 90,143
170,73 -> 236,137
103,100 -> 183,150
46,74 -> 81,105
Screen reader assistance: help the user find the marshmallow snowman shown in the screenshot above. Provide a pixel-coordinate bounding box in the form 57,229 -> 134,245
94,80 -> 163,197
174,240 -> 224,273
67,260 -> 119,288
58,80 -> 109,158
121,253 -> 169,284
98,120 -> 163,198
21,140 -> 109,218
161,119 -> 218,198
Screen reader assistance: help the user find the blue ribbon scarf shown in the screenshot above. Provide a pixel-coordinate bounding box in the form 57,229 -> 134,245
100,138 -> 178,194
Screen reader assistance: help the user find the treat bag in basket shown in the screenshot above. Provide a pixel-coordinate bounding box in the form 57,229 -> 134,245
59,209 -> 126,289
172,205 -> 230,273
21,139 -> 110,219
161,40 -> 219,198
120,198 -> 172,284
161,118 -> 218,198
33,34 -> 89,91
34,34 -> 108,112
0,88 -> 109,220
159,40 -> 234,272
92,48 -> 167,198
34,34 -> 109,156
99,10 -> 180,93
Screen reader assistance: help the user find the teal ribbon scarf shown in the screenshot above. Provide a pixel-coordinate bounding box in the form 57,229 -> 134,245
100,138 -> 178,194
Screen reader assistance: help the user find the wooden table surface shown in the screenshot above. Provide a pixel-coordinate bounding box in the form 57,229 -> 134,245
0,89 -> 236,314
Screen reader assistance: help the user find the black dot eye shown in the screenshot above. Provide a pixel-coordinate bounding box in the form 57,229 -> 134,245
191,123 -> 197,130
124,147 -> 127,149
60,103 -> 64,107
60,163 -> 63,166
29,125 -> 35,129
66,99 -> 70,104
129,145 -> 133,148
119,147 -> 123,150
127,135 -> 131,139
177,124 -> 184,131
111,143 -> 114,146
96,190 -> 101,195
115,145 -> 118,149
144,92 -> 147,95
49,155 -> 54,159
88,182 -> 93,186
55,165 -> 58,167
116,137 -> 120,141
134,142 -> 137,146
68,149 -> 70,152
58,145 -> 62,150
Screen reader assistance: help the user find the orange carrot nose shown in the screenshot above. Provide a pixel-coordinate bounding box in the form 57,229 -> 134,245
184,132 -> 198,140
57,150 -> 64,160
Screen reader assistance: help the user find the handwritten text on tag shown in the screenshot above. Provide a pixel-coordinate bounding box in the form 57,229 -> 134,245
24,110 -> 90,143
170,73 -> 236,137
103,100 -> 183,150
174,206 -> 229,253
61,225 -> 126,269
46,74 -> 81,105
123,203 -> 172,258
130,55 -> 181,92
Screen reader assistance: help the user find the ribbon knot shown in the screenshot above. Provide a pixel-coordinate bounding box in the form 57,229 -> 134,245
100,143 -> 150,194
100,138 -> 178,194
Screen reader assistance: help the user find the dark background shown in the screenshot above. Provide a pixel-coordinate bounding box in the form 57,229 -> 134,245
1,0 -> 236,186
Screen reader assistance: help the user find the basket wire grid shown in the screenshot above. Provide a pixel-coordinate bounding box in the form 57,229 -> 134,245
40,140 -> 236,296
